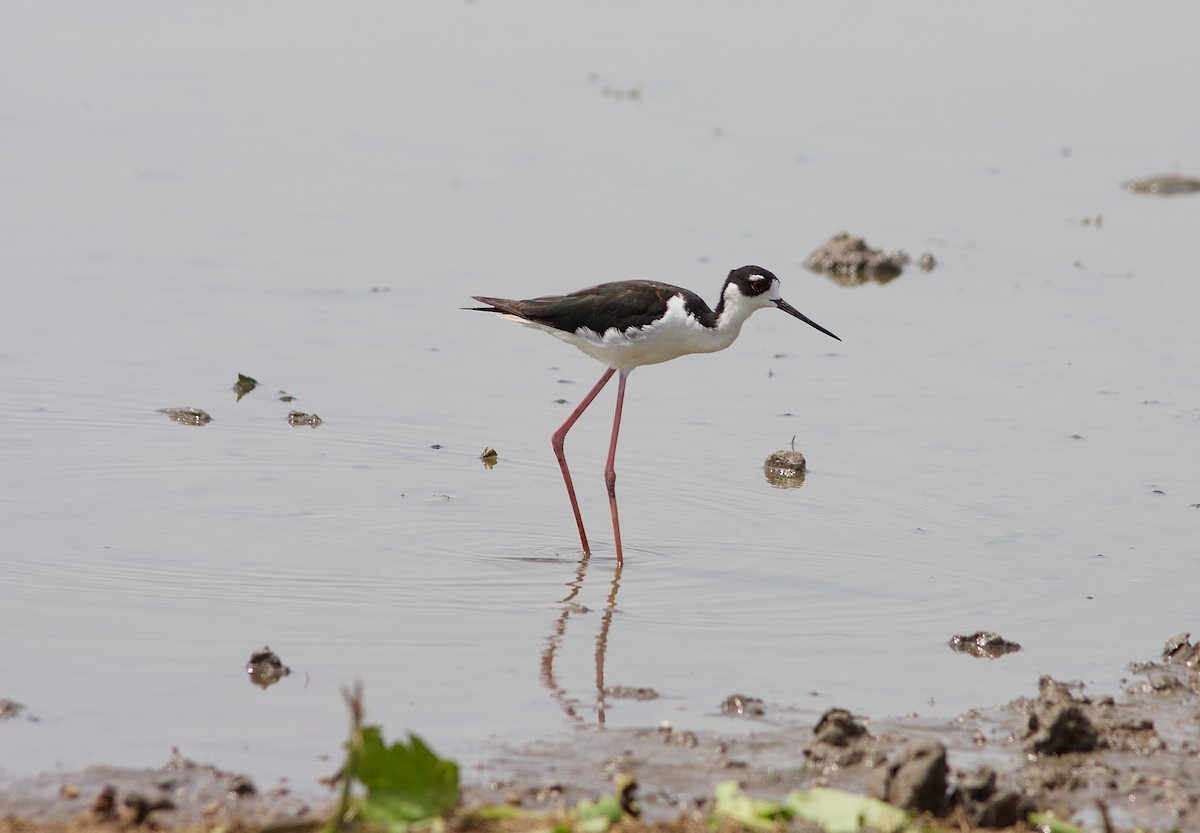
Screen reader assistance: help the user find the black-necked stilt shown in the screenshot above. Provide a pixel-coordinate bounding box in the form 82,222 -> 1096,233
469,265 -> 840,565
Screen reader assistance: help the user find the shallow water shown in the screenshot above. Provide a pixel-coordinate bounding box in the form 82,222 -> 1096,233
2,1 -> 1199,792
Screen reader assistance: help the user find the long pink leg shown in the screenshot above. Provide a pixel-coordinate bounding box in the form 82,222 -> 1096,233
603,371 -> 629,566
552,367 -> 616,554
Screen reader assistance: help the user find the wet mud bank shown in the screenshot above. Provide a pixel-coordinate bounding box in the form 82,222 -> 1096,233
0,750 -> 318,831
2,635 -> 1198,832
475,633 -> 1200,831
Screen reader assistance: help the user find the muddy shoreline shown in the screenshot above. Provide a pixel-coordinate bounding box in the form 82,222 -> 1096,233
3,634 -> 1197,832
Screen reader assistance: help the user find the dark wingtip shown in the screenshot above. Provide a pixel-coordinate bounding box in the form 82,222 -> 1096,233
465,296 -> 501,312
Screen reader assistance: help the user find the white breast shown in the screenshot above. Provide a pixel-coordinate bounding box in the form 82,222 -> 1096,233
555,295 -> 747,371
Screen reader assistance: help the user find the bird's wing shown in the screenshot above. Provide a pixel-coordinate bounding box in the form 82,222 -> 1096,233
470,281 -> 713,334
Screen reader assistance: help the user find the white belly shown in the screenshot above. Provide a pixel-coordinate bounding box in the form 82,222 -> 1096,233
515,295 -> 744,371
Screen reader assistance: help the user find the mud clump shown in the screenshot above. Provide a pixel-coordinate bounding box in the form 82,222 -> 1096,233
121,792 -> 176,825
805,232 -> 928,285
246,646 -> 291,689
719,694 -> 765,717
803,708 -> 878,769
647,722 -> 698,748
867,737 -> 948,814
157,407 -> 212,426
1,749 -> 313,831
763,449 -> 805,476
948,631 -> 1021,659
1124,173 -> 1200,195
1020,673 -> 1175,758
871,741 -> 1031,825
89,785 -> 116,820
287,410 -> 323,428
763,449 -> 806,489
1023,676 -> 1100,756
1162,631 -> 1200,668
951,767 -> 1032,829
604,686 -> 659,701
1129,631 -> 1200,698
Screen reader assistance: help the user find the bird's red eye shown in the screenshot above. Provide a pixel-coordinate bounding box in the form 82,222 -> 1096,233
750,277 -> 769,293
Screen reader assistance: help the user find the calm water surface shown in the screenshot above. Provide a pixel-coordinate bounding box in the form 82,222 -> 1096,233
2,1 -> 1199,791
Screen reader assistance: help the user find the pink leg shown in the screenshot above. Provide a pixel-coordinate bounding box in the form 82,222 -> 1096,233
604,371 -> 629,566
552,367 -> 616,554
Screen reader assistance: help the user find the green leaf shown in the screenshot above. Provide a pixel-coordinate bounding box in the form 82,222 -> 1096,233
1028,813 -> 1089,833
354,728 -> 460,831
712,781 -> 793,833
574,794 -> 625,833
784,787 -> 909,833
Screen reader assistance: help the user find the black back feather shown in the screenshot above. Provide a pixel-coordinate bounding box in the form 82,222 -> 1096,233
470,280 -> 717,333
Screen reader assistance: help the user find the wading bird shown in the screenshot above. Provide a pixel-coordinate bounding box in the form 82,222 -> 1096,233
469,266 -> 840,565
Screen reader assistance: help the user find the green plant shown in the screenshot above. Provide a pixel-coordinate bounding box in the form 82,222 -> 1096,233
711,781 -> 909,833
327,683 -> 460,833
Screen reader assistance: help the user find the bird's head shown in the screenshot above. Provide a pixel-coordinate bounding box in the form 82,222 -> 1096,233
724,265 -> 841,341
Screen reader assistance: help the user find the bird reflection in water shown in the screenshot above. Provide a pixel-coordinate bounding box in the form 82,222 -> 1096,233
539,553 -> 623,725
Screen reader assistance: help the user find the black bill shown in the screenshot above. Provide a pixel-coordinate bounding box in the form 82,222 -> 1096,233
775,299 -> 841,342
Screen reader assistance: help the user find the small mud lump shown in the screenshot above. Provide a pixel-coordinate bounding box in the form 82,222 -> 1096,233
246,646 -> 291,689
1123,173 -> 1200,195
763,449 -> 806,488
804,708 -> 876,768
867,738 -> 949,814
157,407 -> 212,426
1024,676 -> 1099,755
763,449 -> 805,476
805,232 -> 910,284
287,410 -> 323,428
720,693 -> 766,717
1163,632 -> 1200,668
948,631 -> 1021,659
952,766 -> 1032,828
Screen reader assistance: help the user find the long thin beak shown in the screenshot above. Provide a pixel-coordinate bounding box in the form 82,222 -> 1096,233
775,299 -> 841,342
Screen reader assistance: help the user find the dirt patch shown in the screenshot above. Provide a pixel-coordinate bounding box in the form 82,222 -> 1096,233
3,635 -> 1198,832
246,646 -> 292,689
804,232 -> 935,285
1123,173 -> 1200,195
947,631 -> 1021,659
474,633 -> 1200,830
0,749 -> 320,831
156,407 -> 212,426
